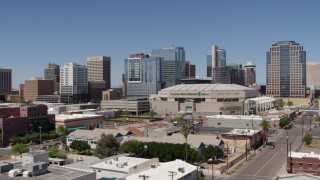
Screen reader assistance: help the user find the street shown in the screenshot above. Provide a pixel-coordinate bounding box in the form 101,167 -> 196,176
221,111 -> 317,180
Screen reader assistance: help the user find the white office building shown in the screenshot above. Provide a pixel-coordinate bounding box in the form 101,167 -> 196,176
60,63 -> 88,103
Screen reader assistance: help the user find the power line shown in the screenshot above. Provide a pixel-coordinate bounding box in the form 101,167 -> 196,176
168,171 -> 177,180
139,174 -> 150,180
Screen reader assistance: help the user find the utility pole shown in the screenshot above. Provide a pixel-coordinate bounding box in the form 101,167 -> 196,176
168,171 -> 177,180
226,142 -> 229,173
302,118 -> 304,143
289,142 -> 292,173
138,175 -> 150,180
245,130 -> 248,161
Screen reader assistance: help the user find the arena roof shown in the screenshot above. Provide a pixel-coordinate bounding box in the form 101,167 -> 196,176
162,84 -> 254,91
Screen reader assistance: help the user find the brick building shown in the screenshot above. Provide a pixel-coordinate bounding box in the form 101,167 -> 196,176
287,151 -> 320,175
0,105 -> 55,146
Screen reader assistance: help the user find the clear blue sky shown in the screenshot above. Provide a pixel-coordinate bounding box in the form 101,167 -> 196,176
1,0 -> 320,89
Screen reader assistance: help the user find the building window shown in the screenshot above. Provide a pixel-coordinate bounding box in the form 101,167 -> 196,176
299,162 -> 303,168
318,164 -> 320,169
308,163 -> 312,169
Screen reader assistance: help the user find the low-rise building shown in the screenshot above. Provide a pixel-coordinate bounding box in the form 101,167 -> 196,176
67,128 -> 133,149
287,151 -> 320,175
101,98 -> 150,116
126,159 -> 198,180
221,129 -> 262,152
90,155 -> 159,179
207,115 -> 263,130
55,114 -> 104,131
121,133 -> 224,152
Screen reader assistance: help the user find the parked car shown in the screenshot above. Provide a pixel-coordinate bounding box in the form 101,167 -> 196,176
266,142 -> 275,149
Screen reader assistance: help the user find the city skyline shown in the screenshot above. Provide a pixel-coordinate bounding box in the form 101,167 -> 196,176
1,0 -> 320,88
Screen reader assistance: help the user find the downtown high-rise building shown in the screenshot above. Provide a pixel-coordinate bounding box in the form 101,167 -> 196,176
266,41 -> 306,98
207,45 -> 226,77
0,68 -> 12,101
86,56 -> 111,102
151,45 -> 185,88
243,61 -> 256,86
24,77 -> 54,102
124,53 -> 163,98
184,61 -> 196,79
44,63 -> 60,94
60,63 -> 88,103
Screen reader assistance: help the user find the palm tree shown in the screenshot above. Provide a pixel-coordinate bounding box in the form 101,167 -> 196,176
181,125 -> 190,162
261,120 -> 270,144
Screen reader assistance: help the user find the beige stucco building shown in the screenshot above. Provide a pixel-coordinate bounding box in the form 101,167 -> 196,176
149,84 -> 259,115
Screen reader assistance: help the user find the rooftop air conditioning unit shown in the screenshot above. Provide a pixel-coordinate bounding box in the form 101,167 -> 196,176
151,164 -> 156,168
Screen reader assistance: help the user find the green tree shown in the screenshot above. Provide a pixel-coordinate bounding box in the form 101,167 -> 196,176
287,100 -> 293,107
280,117 -> 292,128
9,136 -> 19,145
69,140 -> 91,153
261,120 -> 270,144
56,125 -> 69,146
304,132 -> 313,145
201,145 -> 224,160
94,133 -> 119,159
274,99 -> 285,110
11,144 -> 29,155
314,115 -> 320,123
181,125 -> 190,162
121,140 -> 144,156
146,110 -> 157,120
47,148 -> 60,158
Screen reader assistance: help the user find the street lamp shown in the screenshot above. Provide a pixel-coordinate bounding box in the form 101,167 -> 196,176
285,125 -> 289,157
144,145 -> 148,158
245,130 -> 248,161
211,156 -> 216,180
39,126 -> 42,145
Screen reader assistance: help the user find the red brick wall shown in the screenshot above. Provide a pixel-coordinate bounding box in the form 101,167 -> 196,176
287,156 -> 320,175
0,107 -> 21,118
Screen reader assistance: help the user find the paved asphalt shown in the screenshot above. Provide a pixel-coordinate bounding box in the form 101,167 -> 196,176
221,111 -> 317,180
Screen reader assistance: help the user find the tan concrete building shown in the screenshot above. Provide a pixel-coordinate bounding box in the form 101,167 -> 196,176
55,114 -> 104,131
87,56 -> 111,102
221,129 -> 262,152
306,62 -> 320,88
150,84 -> 259,115
102,88 -> 123,101
24,78 -> 54,102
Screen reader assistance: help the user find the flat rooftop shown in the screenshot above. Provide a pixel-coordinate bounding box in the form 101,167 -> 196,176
222,129 -> 261,136
55,114 -> 103,121
0,165 -> 95,180
290,151 -> 320,159
90,156 -> 150,173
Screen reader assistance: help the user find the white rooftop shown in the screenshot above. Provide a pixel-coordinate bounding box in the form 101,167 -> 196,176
56,114 -> 103,122
207,115 -> 263,121
90,156 -> 149,173
289,151 -> 320,159
162,83 -> 254,91
223,129 -> 260,136
67,128 -> 132,140
126,159 -> 196,180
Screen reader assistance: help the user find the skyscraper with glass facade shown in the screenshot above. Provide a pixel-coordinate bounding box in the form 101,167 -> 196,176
151,45 -> 185,88
207,45 -> 226,77
124,54 -> 163,98
266,41 -> 306,98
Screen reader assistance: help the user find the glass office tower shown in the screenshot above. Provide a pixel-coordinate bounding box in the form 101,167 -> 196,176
266,41 -> 306,98
151,45 -> 185,88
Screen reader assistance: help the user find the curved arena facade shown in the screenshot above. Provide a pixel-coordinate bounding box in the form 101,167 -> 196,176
150,84 -> 259,115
